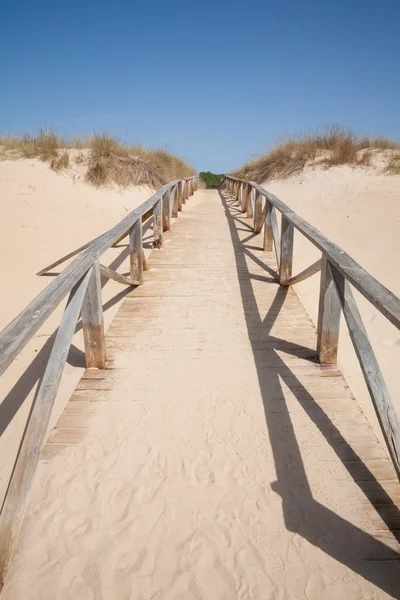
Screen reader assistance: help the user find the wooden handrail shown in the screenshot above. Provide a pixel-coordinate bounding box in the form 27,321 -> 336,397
222,175 -> 400,478
0,175 -> 198,587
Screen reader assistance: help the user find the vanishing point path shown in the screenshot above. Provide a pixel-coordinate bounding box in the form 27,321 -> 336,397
3,189 -> 400,599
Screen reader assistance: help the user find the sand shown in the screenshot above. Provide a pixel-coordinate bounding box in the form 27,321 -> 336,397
0,157 -> 153,502
1,161 -> 400,598
264,162 -> 400,447
2,189 -> 399,599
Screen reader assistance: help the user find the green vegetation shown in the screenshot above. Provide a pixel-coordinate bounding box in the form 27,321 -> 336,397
231,125 -> 400,182
199,171 -> 225,188
0,129 -> 196,188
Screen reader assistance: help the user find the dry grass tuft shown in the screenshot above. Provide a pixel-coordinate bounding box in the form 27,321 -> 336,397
85,133 -> 195,188
232,125 -> 400,182
386,152 -> 400,175
0,130 -> 195,188
51,151 -> 70,171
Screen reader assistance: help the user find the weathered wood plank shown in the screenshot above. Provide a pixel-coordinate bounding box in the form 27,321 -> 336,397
99,264 -> 139,287
283,259 -> 322,287
171,185 -> 178,218
0,270 -> 91,586
316,256 -> 341,365
162,190 -> 171,232
177,181 -> 183,212
129,219 -> 144,284
279,215 -> 294,284
329,263 -> 400,478
247,187 -> 254,219
263,200 -> 273,251
254,192 -> 263,233
153,197 -> 163,248
82,261 -> 107,369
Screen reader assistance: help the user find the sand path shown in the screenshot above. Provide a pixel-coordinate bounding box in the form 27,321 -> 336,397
2,189 -> 400,599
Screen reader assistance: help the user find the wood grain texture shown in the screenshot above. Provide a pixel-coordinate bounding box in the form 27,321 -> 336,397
254,192 -> 264,233
129,220 -> 144,284
82,262 -> 107,369
0,270 -> 91,586
279,215 -> 294,284
263,200 -> 273,251
153,198 -> 163,249
316,256 -> 341,365
162,191 -> 171,232
99,264 -> 139,287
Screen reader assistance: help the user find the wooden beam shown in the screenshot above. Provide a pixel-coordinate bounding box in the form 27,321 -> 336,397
153,198 -> 163,248
162,190 -> 171,232
316,256 -> 341,364
129,219 -> 144,283
177,181 -> 183,212
0,269 -> 91,587
99,264 -> 140,286
329,262 -> 400,477
254,192 -> 263,233
242,182 -> 249,213
263,200 -> 273,251
283,259 -> 322,286
171,185 -> 178,218
82,262 -> 107,369
247,187 -> 254,219
279,215 -> 294,284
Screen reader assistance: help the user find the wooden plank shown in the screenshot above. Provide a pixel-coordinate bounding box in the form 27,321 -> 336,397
182,181 -> 187,204
279,215 -> 294,284
242,182 -> 249,213
253,191 -> 263,233
153,197 -> 163,248
329,262 -> 400,478
171,185 -> 178,218
82,261 -> 107,369
99,264 -> 139,286
283,259 -> 322,287
247,187 -> 254,219
270,204 -> 280,267
0,270 -> 91,586
129,220 -> 144,284
162,190 -> 171,232
316,256 -> 341,365
263,199 -> 273,251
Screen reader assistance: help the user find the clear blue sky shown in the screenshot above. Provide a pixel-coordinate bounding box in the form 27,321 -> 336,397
1,0 -> 399,172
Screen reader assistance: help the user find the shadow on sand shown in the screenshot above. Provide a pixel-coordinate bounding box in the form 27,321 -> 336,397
219,188 -> 400,598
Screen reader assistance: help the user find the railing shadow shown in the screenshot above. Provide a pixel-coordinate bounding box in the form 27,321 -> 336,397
219,188 -> 400,597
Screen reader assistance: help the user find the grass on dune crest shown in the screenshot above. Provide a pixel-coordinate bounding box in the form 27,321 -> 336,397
0,130 -> 196,187
231,125 -> 400,182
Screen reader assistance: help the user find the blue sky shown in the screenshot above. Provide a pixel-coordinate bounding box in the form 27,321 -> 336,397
1,0 -> 399,172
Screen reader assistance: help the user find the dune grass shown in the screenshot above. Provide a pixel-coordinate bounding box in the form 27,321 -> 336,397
0,130 -> 195,187
231,125 -> 400,182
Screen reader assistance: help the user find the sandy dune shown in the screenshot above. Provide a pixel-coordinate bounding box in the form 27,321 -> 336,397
265,163 -> 400,447
0,158 -> 153,502
2,189 -> 399,599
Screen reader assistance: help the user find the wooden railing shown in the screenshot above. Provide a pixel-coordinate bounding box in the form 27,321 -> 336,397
222,175 -> 400,480
0,175 -> 198,585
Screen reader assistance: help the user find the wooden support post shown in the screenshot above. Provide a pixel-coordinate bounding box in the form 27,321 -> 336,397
237,183 -> 242,209
263,200 -> 273,251
177,181 -> 183,212
0,270 -> 91,588
247,187 -> 254,219
254,192 -> 263,233
82,261 -> 106,369
182,181 -> 187,205
162,190 -> 171,232
242,182 -> 249,213
153,197 -> 163,248
171,185 -> 178,218
279,215 -> 294,284
316,256 -> 341,364
129,219 -> 143,283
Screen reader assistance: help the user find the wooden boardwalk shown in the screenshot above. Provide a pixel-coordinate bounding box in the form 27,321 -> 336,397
3,188 -> 400,598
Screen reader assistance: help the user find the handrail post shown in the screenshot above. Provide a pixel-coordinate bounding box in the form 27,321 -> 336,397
316,255 -> 341,364
254,191 -> 263,233
153,197 -> 163,248
263,200 -> 273,251
279,215 -> 294,283
238,183 -> 242,209
242,182 -> 249,213
171,184 -> 178,218
182,181 -> 187,205
129,219 -> 144,284
247,187 -> 254,219
82,261 -> 106,369
162,190 -> 171,232
177,181 -> 183,212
